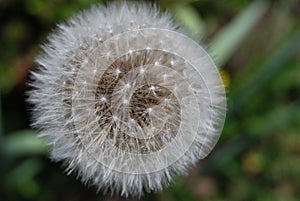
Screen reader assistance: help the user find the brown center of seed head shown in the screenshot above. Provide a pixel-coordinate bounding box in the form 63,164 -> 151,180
94,50 -> 181,154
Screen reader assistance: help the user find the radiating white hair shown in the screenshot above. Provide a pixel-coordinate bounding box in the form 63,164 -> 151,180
28,1 -> 226,197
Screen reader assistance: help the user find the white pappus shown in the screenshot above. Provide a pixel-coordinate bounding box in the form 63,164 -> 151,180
28,1 -> 226,198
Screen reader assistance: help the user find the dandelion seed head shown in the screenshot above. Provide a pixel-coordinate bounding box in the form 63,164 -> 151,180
28,1 -> 226,198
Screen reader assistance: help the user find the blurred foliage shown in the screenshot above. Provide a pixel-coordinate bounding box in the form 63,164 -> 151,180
0,0 -> 300,201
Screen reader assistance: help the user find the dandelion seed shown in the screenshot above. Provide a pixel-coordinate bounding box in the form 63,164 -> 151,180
28,1 -> 226,198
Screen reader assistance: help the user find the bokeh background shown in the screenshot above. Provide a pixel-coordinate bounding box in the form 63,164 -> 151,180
0,0 -> 300,201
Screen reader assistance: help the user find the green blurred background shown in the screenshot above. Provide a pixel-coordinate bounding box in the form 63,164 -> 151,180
0,0 -> 299,201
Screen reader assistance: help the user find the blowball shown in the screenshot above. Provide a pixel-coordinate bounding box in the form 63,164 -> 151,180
28,1 -> 226,197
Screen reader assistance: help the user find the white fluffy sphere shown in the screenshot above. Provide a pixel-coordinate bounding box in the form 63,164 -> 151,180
28,1 -> 226,197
